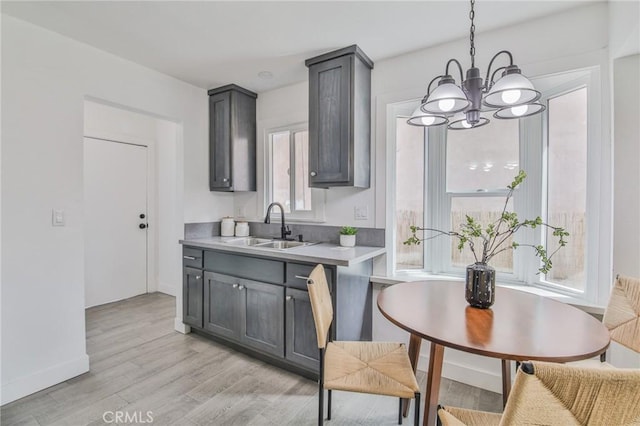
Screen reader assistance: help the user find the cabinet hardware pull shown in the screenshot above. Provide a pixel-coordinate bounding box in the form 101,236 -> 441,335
222,178 -> 229,182
195,275 -> 201,280
232,283 -> 239,288
183,256 -> 198,260
238,285 -> 245,291
294,275 -> 310,280
310,171 -> 317,177
286,296 -> 293,301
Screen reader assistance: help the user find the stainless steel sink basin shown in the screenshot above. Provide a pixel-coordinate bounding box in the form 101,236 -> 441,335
226,237 -> 273,246
256,240 -> 306,250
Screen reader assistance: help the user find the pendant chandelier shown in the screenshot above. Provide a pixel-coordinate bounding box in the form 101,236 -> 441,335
408,0 -> 545,130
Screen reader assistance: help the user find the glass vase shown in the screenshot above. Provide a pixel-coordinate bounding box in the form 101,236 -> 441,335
465,262 -> 495,308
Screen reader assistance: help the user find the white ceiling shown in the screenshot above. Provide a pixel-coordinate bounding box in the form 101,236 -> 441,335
1,1 -> 594,93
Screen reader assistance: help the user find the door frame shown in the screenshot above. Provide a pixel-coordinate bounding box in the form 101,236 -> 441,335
83,104 -> 160,298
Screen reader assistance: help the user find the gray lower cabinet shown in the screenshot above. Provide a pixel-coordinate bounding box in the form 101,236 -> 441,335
203,272 -> 241,340
203,271 -> 285,358
183,267 -> 203,328
182,246 -> 372,378
285,287 -> 320,370
241,279 -> 285,357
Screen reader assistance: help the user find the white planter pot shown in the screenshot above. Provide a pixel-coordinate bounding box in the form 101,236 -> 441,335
340,234 -> 356,247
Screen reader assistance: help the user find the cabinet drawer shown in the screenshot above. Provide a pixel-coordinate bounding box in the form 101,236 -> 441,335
204,251 -> 285,284
286,263 -> 333,292
183,247 -> 203,268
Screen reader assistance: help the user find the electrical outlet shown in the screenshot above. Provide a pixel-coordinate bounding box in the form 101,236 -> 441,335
237,206 -> 246,218
52,209 -> 65,226
354,205 -> 368,220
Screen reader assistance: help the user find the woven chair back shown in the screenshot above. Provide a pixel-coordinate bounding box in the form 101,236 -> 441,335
307,264 -> 334,349
603,274 -> 640,353
500,361 -> 640,425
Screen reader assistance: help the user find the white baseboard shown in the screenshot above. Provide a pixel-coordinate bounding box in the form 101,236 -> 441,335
174,317 -> 190,334
157,281 -> 177,297
1,354 -> 90,405
417,353 -> 504,394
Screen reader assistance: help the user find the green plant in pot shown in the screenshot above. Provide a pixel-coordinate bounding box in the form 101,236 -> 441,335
404,171 -> 569,308
339,226 -> 358,247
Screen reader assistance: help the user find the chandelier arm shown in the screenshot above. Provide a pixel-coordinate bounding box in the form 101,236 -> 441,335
426,75 -> 445,97
445,59 -> 465,83
486,66 -> 507,91
484,50 -> 514,86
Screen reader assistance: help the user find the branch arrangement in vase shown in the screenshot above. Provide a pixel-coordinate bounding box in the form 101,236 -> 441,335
404,170 -> 569,274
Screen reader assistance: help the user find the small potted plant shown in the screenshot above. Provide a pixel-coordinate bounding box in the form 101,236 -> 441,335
339,226 -> 358,247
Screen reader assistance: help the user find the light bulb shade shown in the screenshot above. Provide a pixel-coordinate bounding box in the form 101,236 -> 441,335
448,116 -> 490,130
422,82 -> 470,115
493,102 -> 545,119
407,105 -> 447,127
483,72 -> 541,108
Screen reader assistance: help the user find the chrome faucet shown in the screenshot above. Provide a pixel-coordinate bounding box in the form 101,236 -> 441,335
264,202 -> 293,240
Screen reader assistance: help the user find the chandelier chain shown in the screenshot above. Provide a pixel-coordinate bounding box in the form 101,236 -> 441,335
469,0 -> 476,67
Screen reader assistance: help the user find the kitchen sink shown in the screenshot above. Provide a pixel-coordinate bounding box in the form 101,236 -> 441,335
256,240 -> 306,250
225,237 -> 273,246
225,237 -> 316,250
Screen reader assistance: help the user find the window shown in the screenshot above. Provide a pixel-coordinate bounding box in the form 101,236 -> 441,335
395,117 -> 424,270
266,125 -> 324,221
543,88 -> 588,291
390,67 -> 606,304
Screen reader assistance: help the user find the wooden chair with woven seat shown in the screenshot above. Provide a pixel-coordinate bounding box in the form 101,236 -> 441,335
438,360 -> 640,426
306,264 -> 421,425
572,274 -> 640,368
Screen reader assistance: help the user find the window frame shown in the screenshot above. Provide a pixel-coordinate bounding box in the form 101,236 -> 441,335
265,123 -> 325,222
387,66 -> 608,306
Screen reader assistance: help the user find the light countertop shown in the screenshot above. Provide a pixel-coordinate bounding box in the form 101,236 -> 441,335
180,236 -> 385,267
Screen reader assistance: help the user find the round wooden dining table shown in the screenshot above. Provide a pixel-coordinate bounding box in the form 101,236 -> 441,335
377,280 -> 611,426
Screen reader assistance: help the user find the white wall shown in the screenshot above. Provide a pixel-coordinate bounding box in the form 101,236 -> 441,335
0,15 -> 222,404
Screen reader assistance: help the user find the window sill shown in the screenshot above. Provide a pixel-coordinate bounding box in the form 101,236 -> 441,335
370,273 -> 605,316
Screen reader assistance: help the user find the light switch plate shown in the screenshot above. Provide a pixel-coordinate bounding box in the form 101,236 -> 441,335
354,205 -> 368,220
52,209 -> 65,226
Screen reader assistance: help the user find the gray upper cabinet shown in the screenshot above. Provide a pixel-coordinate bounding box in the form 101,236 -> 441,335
306,45 -> 373,188
208,84 -> 257,192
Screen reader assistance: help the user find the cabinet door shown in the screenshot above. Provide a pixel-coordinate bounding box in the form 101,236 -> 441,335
285,287 -> 320,371
308,55 -> 352,186
209,92 -> 232,190
183,267 -> 203,328
203,272 -> 241,340
240,279 -> 285,358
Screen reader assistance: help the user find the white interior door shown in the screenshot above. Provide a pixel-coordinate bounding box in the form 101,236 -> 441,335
84,137 -> 148,307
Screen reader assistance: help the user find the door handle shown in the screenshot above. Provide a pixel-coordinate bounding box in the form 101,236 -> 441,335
139,223 -> 147,229
238,285 -> 245,291
232,283 -> 239,289
310,172 -> 317,177
294,275 -> 309,280
286,296 -> 293,301
183,255 -> 197,260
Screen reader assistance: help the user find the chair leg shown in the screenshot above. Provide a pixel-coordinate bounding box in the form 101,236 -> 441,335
327,389 -> 332,420
318,384 -> 323,426
318,348 -> 324,426
398,398 -> 403,424
414,393 -> 420,426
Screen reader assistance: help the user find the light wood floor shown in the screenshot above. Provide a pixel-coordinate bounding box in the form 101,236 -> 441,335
1,293 -> 501,425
